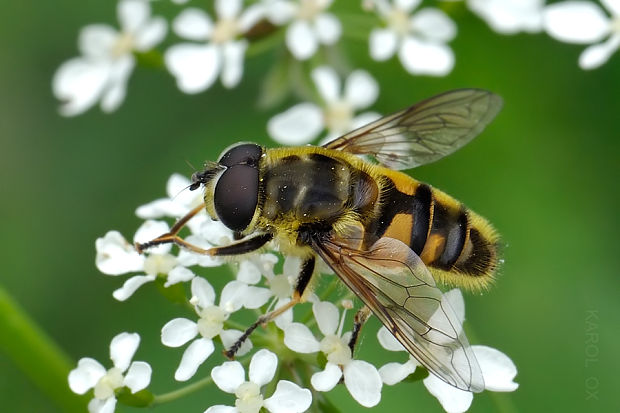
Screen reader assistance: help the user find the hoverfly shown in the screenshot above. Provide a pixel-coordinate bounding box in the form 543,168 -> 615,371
137,89 -> 503,393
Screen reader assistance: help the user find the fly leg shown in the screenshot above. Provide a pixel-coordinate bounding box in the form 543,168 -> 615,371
224,256 -> 316,359
348,305 -> 372,355
135,204 -> 273,256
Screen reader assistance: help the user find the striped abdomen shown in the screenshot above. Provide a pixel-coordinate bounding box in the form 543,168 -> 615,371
363,175 -> 499,290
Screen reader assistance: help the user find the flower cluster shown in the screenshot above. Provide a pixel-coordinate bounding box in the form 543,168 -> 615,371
53,0 -> 617,118
69,172 -> 519,413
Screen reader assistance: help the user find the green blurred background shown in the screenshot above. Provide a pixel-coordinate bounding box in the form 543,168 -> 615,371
1,1 -> 618,412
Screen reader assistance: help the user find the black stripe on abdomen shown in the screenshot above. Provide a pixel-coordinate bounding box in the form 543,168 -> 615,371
410,184 -> 432,255
428,200 -> 468,271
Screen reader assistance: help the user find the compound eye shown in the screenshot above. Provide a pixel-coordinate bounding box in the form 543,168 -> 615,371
218,143 -> 262,167
214,165 -> 259,231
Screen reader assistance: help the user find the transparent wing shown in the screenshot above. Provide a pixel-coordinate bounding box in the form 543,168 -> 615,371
312,230 -> 485,392
323,89 -> 502,170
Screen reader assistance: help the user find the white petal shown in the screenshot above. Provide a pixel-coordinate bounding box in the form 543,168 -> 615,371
473,345 -> 518,391
579,36 -> 620,69
52,58 -> 110,116
344,70 -> 378,109
265,1 -> 297,25
134,17 -> 167,50
423,374 -> 473,413
100,56 -> 134,113
133,220 -> 172,255
205,406 -> 237,413
377,326 -> 405,352
118,0 -> 149,34
110,332 -> 140,371
68,358 -> 106,394
543,2 -> 610,44
264,380 -> 312,413
249,349 -> 278,386
468,0 -> 544,35
191,276 -> 216,307
95,231 -> 144,275
314,13 -> 342,45
312,66 -> 340,103
173,8 -> 213,40
165,266 -> 196,287
274,300 -> 294,329
221,40 -> 247,88
78,25 -> 117,58
237,261 -> 262,284
343,361 -> 382,407
378,359 -> 416,385
136,199 -> 184,219
162,318 -> 198,347
175,338 -> 215,381
165,43 -> 221,94
123,361 -> 152,393
243,286 -> 272,309
220,329 -> 253,356
212,360 -> 246,393
311,363 -> 341,391
267,103 -> 324,145
602,0 -> 620,15
411,8 -> 456,42
112,274 -> 156,301
88,397 -> 116,413
398,37 -> 454,76
396,0 -> 421,12
216,0 -> 241,19
220,280 -> 249,313
350,112 -> 381,129
313,301 -> 339,335
239,3 -> 268,31
284,323 -> 321,353
369,28 -> 398,61
286,20 -> 318,60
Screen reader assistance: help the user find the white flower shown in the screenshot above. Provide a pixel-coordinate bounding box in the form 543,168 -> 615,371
468,0 -> 544,34
165,0 -> 264,93
52,0 -> 166,116
543,0 -> 620,69
206,349 -> 312,413
268,66 -> 380,145
369,0 -> 457,76
69,332 -> 152,413
377,289 -> 518,413
95,220 -> 201,301
161,277 -> 253,381
283,301 -> 383,407
262,0 -> 342,60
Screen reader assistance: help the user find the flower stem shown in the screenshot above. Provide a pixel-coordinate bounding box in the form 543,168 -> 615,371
152,375 -> 214,405
0,285 -> 88,413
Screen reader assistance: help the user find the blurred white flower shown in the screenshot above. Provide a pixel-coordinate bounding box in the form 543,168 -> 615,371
468,0 -> 544,34
206,349 -> 312,413
283,301 -> 383,407
52,0 -> 166,116
377,289 -> 518,413
543,0 -> 620,69
261,0 -> 342,60
268,66 -> 380,145
165,0 -> 264,93
369,0 -> 456,75
69,332 -> 151,413
161,277 -> 253,381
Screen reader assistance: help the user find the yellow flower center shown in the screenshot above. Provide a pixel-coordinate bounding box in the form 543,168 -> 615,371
212,18 -> 239,43
94,367 -> 123,400
235,381 -> 264,413
324,100 -> 353,134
